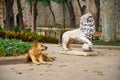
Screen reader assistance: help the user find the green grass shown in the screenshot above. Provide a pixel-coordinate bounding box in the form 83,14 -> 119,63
98,25 -> 102,31
0,39 -> 32,56
92,40 -> 120,46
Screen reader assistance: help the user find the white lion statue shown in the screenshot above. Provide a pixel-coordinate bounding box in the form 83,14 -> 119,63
62,13 -> 95,51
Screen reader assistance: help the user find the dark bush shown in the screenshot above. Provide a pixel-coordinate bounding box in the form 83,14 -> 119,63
0,30 -> 59,43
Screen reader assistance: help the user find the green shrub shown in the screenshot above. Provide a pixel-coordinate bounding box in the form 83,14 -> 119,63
0,25 -> 6,30
0,25 -> 2,30
0,30 -> 6,38
13,25 -> 21,32
98,25 -> 102,31
0,39 -> 32,56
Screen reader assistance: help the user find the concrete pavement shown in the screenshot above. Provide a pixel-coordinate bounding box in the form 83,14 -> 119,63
0,44 -> 120,80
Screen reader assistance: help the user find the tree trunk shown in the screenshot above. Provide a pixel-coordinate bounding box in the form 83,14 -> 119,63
63,3 -> 65,29
101,0 -> 120,41
76,0 -> 84,15
29,0 -> 32,14
94,0 -> 100,31
48,3 -> 56,25
16,0 -> 24,29
4,0 -> 14,31
66,0 -> 76,28
32,0 -> 37,32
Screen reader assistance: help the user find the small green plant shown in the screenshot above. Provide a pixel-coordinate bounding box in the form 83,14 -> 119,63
98,25 -> 102,31
13,25 -> 21,32
0,39 -> 32,56
0,25 -> 2,30
0,25 -> 6,30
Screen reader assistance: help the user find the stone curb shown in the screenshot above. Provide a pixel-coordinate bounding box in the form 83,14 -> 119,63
0,45 -> 120,65
70,44 -> 120,50
0,54 -> 28,65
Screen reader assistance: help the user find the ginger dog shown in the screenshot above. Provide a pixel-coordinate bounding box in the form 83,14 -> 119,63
28,43 -> 55,65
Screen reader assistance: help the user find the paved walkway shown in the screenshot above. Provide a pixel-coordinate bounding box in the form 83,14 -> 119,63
0,44 -> 120,80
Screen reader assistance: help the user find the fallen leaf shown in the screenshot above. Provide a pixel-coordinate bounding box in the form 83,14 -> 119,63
92,70 -> 96,73
118,66 -> 120,70
40,74 -> 43,76
28,68 -> 34,71
97,71 -> 103,75
83,70 -> 88,72
16,71 -> 22,74
108,65 -> 112,67
59,65 -> 67,67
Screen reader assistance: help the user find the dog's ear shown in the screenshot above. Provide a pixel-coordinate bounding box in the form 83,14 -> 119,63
33,42 -> 38,48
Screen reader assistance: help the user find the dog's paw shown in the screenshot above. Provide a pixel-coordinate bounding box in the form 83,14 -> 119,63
40,61 -> 47,64
32,61 -> 41,65
50,57 -> 56,61
35,62 -> 40,65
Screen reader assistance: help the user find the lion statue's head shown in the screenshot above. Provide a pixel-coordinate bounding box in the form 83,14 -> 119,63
80,13 -> 95,40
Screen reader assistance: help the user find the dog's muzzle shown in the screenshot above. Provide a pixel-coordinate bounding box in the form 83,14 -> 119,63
42,46 -> 48,51
45,46 -> 48,50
